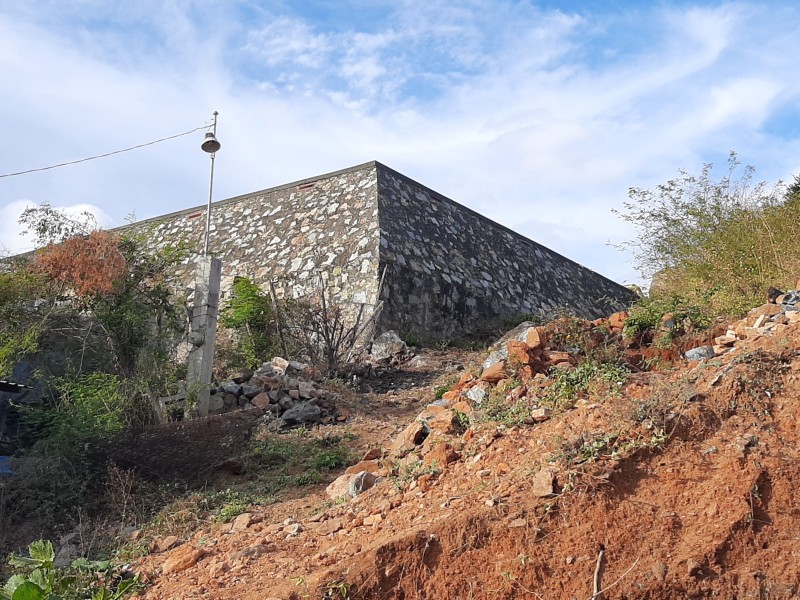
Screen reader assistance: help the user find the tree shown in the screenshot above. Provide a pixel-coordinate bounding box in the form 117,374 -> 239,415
1,204 -> 184,377
616,152 -> 799,316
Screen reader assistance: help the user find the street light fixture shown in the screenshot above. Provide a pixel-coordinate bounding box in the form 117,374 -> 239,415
201,111 -> 220,256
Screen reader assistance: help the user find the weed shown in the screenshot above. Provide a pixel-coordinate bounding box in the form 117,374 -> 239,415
392,460 -> 440,491
480,389 -> 531,426
433,384 -> 451,400
543,360 -> 629,408
732,349 -> 793,420
216,501 -> 248,523
453,409 -> 471,430
2,540 -> 139,600
556,427 -> 667,467
322,579 -> 352,599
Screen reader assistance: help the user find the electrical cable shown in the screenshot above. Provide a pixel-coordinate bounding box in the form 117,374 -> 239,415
0,124 -> 210,179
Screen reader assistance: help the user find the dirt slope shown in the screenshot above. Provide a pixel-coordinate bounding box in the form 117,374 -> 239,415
134,314 -> 800,599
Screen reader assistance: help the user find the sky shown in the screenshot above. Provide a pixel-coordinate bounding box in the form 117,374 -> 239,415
2,1 -> 800,287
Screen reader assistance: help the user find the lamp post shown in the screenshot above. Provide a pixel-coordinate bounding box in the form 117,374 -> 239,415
186,111 -> 223,419
201,111 -> 221,256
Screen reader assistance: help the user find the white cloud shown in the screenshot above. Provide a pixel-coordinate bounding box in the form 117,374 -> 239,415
703,78 -> 783,129
245,16 -> 332,68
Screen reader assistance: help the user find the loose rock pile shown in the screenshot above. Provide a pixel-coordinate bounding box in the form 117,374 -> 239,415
208,357 -> 340,429
332,293 -> 800,496
683,288 -> 800,361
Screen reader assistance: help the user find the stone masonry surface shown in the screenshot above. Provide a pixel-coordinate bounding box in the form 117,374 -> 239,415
376,164 -> 635,336
126,161 -> 635,339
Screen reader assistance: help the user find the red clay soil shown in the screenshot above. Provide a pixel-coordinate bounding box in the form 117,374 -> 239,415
134,318 -> 800,599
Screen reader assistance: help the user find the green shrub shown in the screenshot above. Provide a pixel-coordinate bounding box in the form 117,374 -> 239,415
616,153 -> 800,318
0,270 -> 54,377
220,277 -> 280,367
623,293 -> 711,338
5,374 -> 155,531
544,360 -> 629,408
1,539 -> 138,600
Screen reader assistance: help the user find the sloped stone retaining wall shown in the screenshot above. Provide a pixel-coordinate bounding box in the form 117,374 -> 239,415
126,161 -> 634,340
376,165 -> 634,336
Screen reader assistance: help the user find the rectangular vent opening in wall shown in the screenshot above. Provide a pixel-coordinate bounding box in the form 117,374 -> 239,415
187,211 -> 203,220
297,182 -> 317,191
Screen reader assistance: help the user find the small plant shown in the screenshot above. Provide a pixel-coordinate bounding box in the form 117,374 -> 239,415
544,360 -> 629,408
322,579 -> 352,600
1,540 -> 138,600
219,277 -> 280,368
453,409 -> 471,430
481,392 -> 531,426
433,385 -> 451,400
623,293 -> 711,339
216,501 -> 248,523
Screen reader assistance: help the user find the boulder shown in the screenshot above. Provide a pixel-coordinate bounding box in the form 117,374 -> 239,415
208,394 -> 224,413
251,392 -> 271,409
240,385 -> 261,399
326,473 -> 354,499
370,331 -> 409,363
427,410 -> 459,435
231,368 -> 254,385
287,360 -> 308,373
608,310 -> 629,331
422,443 -> 460,470
231,512 -> 253,532
530,467 -> 556,497
220,382 -> 242,396
482,349 -> 507,370
466,385 -> 488,406
524,327 -> 546,350
270,357 -> 290,375
506,340 -> 531,366
481,361 -> 507,383
281,402 -> 322,425
348,471 -> 379,496
389,420 -> 428,455
685,346 -> 715,361
162,545 -> 205,574
488,320 -> 538,352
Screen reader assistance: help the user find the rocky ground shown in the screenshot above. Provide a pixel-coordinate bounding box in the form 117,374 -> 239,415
114,302 -> 800,598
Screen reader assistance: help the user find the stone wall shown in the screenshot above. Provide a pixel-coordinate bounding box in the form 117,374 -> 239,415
375,164 -> 634,336
127,161 -> 634,341
132,163 -> 383,312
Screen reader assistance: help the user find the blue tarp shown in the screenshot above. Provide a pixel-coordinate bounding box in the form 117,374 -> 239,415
0,456 -> 15,476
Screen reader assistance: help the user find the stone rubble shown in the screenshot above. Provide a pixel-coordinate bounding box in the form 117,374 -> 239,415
161,356 -> 340,429
363,288 -> 800,494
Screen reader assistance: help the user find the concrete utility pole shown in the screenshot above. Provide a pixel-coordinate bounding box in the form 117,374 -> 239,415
186,112 -> 222,419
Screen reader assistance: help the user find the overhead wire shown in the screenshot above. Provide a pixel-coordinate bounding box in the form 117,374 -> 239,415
0,124 -> 210,179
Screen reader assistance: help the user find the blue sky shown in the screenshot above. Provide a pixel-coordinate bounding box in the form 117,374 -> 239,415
2,1 -> 800,286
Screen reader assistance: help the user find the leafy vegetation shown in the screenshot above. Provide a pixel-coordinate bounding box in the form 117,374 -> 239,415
617,152 -> 800,318
219,277 -> 280,369
245,431 -> 351,492
482,389 -> 532,426
543,359 -> 629,408
1,540 -> 138,600
0,205 -> 185,545
623,293 -> 711,339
